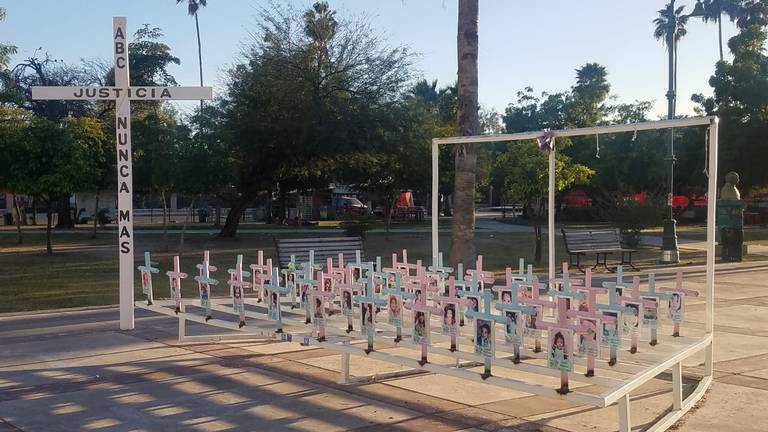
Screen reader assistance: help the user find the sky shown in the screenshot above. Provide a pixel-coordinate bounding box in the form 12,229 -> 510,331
2,0 -> 739,119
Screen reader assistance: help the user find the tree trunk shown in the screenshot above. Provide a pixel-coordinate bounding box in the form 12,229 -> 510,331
279,187 -> 288,224
31,199 -> 36,225
178,198 -> 195,258
219,192 -> 256,237
385,197 -> 396,239
13,194 -> 23,245
718,15 -> 724,62
266,189 -> 274,224
55,195 -> 74,229
45,202 -> 53,255
214,198 -> 221,227
449,0 -> 480,269
533,222 -> 542,264
161,190 -> 169,252
91,192 -> 100,239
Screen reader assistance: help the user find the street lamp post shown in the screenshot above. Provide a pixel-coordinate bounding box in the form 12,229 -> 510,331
660,0 -> 705,263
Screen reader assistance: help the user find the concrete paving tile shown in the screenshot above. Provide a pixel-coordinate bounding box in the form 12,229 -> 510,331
362,414 -> 474,432
524,390 -> 676,432
683,331 -> 768,367
741,368 -> 768,380
676,382 -> 768,432
266,390 -> 422,432
295,353 -> 411,377
232,339 -> 318,355
347,382 -> 467,414
464,365 -> 591,393
0,331 -> 193,368
713,352 -> 768,374
436,407 -> 512,428
385,373 -> 530,405
476,396 -> 582,418
275,348 -> 342,360
684,305 -> 768,331
478,418 -> 571,432
716,373 -> 768,391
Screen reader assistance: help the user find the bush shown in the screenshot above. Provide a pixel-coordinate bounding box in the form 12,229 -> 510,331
600,195 -> 664,248
339,214 -> 374,239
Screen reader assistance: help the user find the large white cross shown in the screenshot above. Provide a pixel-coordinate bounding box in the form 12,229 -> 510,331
31,17 -> 213,330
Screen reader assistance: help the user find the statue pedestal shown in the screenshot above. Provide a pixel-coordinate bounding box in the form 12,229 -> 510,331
716,200 -> 745,262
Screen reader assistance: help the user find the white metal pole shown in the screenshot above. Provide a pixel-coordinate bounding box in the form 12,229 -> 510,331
432,140 -> 439,260
114,17 -> 135,330
548,140 -> 556,283
705,118 -> 719,374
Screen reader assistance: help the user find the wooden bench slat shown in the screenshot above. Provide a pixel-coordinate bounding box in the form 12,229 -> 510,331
276,236 -> 365,267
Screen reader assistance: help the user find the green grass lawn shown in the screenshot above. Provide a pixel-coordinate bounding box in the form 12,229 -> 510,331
0,224 -> 754,313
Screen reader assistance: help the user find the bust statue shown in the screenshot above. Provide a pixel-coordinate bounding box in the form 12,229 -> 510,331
721,171 -> 741,200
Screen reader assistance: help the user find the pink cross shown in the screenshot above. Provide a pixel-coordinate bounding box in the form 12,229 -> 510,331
659,270 -> 699,337
535,286 -> 589,395
550,262 -> 585,291
572,269 -> 605,312
518,276 -> 557,347
464,256 -> 495,290
249,250 -> 271,302
228,255 -> 252,328
403,271 -> 442,366
434,276 -> 471,351
194,250 -> 218,321
309,270 -> 337,342
337,266 -> 363,333
617,276 -> 656,353
568,269 -> 618,376
166,255 -> 188,314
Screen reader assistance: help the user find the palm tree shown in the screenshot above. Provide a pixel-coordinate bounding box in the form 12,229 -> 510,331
654,1 -> 690,117
736,0 -> 768,28
702,0 -> 743,61
0,7 -> 18,70
450,0 -> 479,269
176,0 -> 207,113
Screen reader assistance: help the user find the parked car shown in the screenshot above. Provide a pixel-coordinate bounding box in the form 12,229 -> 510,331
333,196 -> 368,216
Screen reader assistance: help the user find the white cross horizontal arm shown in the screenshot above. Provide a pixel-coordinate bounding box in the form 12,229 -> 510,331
31,86 -> 213,101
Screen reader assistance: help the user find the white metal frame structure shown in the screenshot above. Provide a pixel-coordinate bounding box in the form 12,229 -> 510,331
134,117 -> 718,432
429,116 -> 719,431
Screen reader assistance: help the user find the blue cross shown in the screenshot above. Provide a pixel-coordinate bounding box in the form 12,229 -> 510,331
353,263 -> 388,353
263,266 -> 293,333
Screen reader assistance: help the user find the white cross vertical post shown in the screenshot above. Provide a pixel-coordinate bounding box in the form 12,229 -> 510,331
548,138 -> 556,283
114,17 -> 133,330
31,17 -> 213,330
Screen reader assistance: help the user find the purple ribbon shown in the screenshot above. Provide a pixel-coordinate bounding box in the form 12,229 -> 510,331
536,129 -> 556,153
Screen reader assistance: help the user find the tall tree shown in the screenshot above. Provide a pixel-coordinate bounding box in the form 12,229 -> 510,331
736,0 -> 768,28
176,0 -> 207,114
11,55 -> 98,228
654,1 -> 690,117
702,0 -> 743,61
568,63 -> 611,127
1,117 -> 107,253
0,7 -> 17,70
450,0 -> 480,269
219,1 -> 412,237
709,13 -> 768,191
494,143 -> 593,264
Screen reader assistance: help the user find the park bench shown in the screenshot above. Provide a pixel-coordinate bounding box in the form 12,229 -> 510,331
561,228 -> 638,273
275,237 -> 364,267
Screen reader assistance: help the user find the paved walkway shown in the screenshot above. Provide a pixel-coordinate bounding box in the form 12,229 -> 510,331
2,263 -> 768,431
